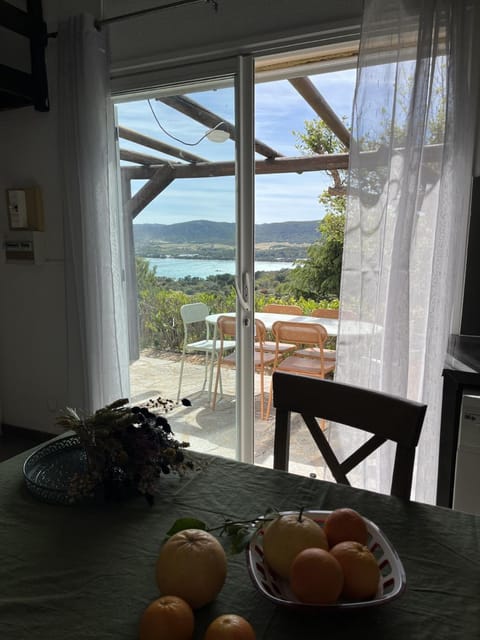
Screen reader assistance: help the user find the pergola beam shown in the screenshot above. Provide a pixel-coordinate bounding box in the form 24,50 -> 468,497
157,94 -> 283,159
122,152 -> 350,182
119,126 -> 207,163
289,77 -> 351,149
125,166 -> 174,218
120,148 -> 168,165
121,142 -> 444,184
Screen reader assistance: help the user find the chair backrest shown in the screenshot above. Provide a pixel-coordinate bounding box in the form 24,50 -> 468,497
180,302 -> 209,325
272,320 -> 328,348
312,308 -> 339,319
271,320 -> 331,377
272,371 -> 427,500
217,315 -> 267,343
263,303 -> 303,315
217,316 -> 269,364
217,314 -> 236,341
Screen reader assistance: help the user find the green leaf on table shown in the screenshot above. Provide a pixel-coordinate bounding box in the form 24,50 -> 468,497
227,525 -> 259,554
165,517 -> 207,537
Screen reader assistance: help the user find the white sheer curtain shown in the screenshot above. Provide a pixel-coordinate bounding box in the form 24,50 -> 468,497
58,15 -> 130,413
336,0 -> 480,503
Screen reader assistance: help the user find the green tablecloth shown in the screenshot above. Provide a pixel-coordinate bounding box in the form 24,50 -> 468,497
1,445 -> 479,639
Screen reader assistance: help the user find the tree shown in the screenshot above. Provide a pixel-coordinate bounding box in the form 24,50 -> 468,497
286,118 -> 348,300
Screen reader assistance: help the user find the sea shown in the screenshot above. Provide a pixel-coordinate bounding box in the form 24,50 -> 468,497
145,257 -> 294,280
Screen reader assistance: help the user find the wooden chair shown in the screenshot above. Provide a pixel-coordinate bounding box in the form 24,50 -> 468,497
264,320 -> 336,418
211,315 -> 276,419
311,308 -> 339,319
260,303 -> 303,355
262,303 -> 303,315
272,371 -> 427,499
295,307 -> 338,361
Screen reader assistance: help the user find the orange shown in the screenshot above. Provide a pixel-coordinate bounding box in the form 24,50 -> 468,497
323,508 -> 368,547
156,529 -> 227,609
262,513 -> 328,579
289,547 -> 344,604
330,541 -> 380,600
204,614 -> 256,640
139,595 -> 194,640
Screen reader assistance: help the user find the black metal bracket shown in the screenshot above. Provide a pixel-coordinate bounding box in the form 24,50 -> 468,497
0,0 -> 49,112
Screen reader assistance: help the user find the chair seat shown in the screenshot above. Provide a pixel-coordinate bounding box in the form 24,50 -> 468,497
257,340 -> 297,354
221,350 -> 277,369
186,339 -> 235,353
294,346 -> 337,361
276,354 -> 336,377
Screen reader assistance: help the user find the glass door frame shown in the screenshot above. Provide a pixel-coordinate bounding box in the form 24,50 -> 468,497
113,57 -> 257,464
235,55 -> 255,464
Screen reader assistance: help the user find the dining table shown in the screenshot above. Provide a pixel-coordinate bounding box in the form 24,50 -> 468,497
1,442 -> 479,640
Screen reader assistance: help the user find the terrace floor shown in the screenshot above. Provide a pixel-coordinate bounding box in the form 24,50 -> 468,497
129,349 -> 336,481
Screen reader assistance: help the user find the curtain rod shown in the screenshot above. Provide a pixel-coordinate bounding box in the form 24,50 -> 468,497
48,0 -> 218,38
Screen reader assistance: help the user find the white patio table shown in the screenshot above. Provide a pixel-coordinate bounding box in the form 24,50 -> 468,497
205,311 -> 338,335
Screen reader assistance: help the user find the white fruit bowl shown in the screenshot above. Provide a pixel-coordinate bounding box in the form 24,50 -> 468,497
246,509 -> 406,611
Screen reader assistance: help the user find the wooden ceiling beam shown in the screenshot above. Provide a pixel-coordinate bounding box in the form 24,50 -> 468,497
122,152 -> 350,181
157,94 -> 283,159
289,76 -> 351,149
120,148 -> 167,165
121,142 -> 443,183
118,126 -> 207,163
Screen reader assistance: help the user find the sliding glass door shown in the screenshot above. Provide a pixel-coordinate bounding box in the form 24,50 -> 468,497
116,61 -> 258,462
115,46 -> 357,468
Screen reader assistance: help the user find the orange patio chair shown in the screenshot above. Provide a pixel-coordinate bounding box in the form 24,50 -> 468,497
295,308 -> 338,362
262,303 -> 303,315
265,320 -> 336,419
211,315 -> 276,420
260,303 -> 303,355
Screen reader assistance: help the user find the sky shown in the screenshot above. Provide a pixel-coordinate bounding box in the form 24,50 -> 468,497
116,67 -> 356,226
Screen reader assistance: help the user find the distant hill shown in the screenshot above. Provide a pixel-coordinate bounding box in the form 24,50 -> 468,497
133,220 -> 320,245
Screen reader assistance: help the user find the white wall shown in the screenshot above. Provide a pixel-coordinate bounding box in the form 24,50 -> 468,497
0,0 -> 362,432
0,45 -> 66,432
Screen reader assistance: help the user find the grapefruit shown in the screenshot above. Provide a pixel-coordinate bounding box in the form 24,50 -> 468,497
204,614 -> 256,640
156,529 -> 227,609
262,512 -> 328,579
323,508 -> 368,547
139,595 -> 194,640
330,540 -> 380,600
289,547 -> 344,604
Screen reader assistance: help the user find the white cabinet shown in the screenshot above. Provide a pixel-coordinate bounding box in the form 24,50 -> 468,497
453,392 -> 480,515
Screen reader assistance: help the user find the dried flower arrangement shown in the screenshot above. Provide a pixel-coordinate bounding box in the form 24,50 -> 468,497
56,397 -> 192,505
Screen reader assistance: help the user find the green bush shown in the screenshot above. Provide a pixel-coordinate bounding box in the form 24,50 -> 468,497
135,257 -> 338,353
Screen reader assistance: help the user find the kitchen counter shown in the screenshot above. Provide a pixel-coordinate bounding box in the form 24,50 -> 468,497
447,334 -> 480,373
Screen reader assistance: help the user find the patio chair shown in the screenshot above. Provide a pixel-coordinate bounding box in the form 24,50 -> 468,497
295,307 -> 338,362
262,303 -> 303,315
177,302 -> 235,401
260,303 -> 303,355
211,315 -> 276,419
272,371 -> 427,499
265,320 -> 336,418
311,308 -> 339,319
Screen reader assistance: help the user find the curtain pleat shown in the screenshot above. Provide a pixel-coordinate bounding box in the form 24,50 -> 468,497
58,15 -> 130,412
